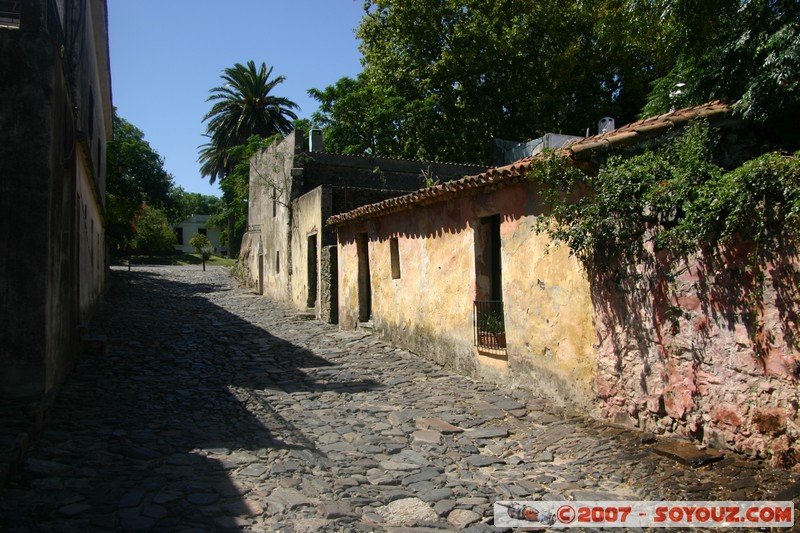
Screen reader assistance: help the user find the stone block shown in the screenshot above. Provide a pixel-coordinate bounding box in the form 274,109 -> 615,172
652,439 -> 724,468
411,429 -> 442,445
416,417 -> 463,434
376,497 -> 438,526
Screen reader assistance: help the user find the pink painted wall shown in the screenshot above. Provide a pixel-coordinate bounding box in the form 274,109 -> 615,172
596,237 -> 800,469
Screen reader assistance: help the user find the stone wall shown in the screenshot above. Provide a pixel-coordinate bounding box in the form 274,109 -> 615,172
595,237 -> 800,468
244,131 -> 303,303
319,245 -> 339,324
303,154 -> 483,195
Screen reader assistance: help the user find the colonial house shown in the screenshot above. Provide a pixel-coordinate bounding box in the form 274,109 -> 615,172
239,130 -> 486,323
173,214 -> 223,255
0,0 -> 112,406
329,102 -> 800,468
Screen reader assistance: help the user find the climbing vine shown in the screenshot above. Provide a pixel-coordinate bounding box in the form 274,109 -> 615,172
529,122 -> 800,268
528,121 -> 800,364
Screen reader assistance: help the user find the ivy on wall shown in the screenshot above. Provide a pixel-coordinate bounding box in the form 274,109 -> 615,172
529,122 -> 800,268
528,121 -> 800,366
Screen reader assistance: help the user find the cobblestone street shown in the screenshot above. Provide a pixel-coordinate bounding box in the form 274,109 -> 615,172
2,266 -> 799,532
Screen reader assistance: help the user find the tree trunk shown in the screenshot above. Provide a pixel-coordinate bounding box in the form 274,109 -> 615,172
226,212 -> 234,259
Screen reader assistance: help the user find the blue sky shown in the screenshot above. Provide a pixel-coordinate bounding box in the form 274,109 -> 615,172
108,1 -> 366,197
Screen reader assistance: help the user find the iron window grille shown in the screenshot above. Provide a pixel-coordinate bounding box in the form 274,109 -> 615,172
474,300 -> 507,351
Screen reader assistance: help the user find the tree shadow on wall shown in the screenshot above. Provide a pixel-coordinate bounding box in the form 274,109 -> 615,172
590,232 -> 800,431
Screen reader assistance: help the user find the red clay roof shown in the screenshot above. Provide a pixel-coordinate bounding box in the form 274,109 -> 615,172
327,101 -> 732,226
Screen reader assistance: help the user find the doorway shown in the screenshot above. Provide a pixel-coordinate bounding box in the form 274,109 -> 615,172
356,233 -> 372,322
475,214 -> 503,301
307,233 -> 318,308
474,214 -> 506,353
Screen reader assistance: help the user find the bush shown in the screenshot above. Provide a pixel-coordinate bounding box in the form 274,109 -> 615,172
132,206 -> 177,254
189,233 -> 213,260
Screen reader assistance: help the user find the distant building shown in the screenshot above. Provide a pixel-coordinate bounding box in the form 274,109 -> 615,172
239,130 -> 487,323
0,1 -> 112,403
173,215 -> 223,255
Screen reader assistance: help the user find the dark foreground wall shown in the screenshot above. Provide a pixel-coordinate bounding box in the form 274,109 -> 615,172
0,1 -> 110,404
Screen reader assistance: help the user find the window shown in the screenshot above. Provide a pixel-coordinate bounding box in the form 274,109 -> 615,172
96,138 -> 101,177
175,227 -> 184,245
390,237 -> 401,279
276,250 -> 280,274
198,228 -> 207,236
474,214 -> 502,301
474,214 -> 506,354
272,187 -> 277,217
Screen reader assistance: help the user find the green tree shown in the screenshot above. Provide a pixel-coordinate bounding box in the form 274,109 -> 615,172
174,190 -> 221,218
189,232 -> 213,271
309,74 -> 409,157
334,0 -> 668,163
131,205 -> 177,255
199,61 -> 299,257
106,111 -> 180,252
641,0 -> 800,145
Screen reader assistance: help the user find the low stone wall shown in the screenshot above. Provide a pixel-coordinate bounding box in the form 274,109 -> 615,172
595,237 -> 800,469
319,245 -> 338,324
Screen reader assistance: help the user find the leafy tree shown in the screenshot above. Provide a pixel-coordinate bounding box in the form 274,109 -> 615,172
309,74 -> 409,157
175,190 -> 221,218
106,111 -> 180,252
199,61 -> 299,257
293,118 -> 313,137
189,232 -> 213,271
641,0 -> 800,146
320,0 -> 668,164
131,205 -> 177,255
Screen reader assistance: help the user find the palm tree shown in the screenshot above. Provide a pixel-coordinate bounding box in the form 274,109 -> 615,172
201,61 -> 299,160
199,61 -> 299,255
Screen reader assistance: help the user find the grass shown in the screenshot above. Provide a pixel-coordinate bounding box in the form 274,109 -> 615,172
112,253 -> 237,267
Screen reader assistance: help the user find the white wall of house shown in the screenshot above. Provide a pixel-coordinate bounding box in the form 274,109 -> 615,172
173,215 -> 223,254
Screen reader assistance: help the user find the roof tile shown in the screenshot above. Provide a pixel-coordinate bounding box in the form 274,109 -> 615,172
327,101 -> 733,226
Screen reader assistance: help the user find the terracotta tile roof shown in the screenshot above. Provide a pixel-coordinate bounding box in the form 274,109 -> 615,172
327,101 -> 733,226
565,100 -> 732,161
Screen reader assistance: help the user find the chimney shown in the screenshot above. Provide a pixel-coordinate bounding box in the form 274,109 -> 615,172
309,129 -> 323,153
598,117 -> 615,134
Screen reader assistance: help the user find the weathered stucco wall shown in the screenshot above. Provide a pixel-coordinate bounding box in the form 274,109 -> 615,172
337,182 -> 596,406
596,238 -> 800,468
1,0 -> 111,402
291,187 -> 325,313
76,146 -> 107,323
241,131 -> 303,301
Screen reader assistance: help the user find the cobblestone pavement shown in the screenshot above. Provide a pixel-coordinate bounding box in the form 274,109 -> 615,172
2,266 -> 799,532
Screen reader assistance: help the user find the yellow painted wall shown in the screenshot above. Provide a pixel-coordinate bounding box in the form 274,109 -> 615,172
337,182 -> 596,407
290,187 -> 323,312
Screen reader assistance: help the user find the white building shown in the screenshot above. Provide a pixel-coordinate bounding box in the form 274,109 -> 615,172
173,215 -> 223,254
